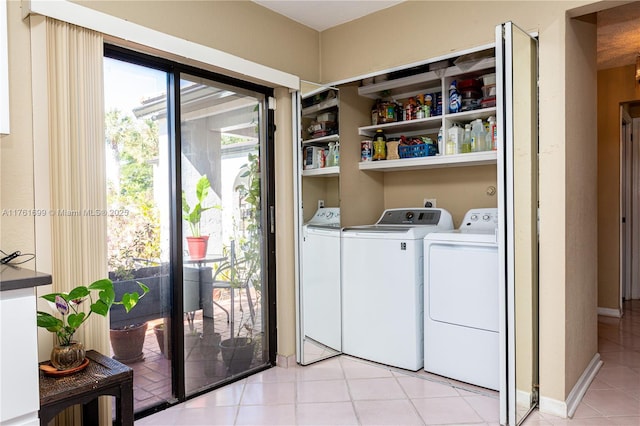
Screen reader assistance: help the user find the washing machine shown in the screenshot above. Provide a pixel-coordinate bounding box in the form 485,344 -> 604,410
301,207 -> 341,351
341,208 -> 454,371
424,208 -> 499,390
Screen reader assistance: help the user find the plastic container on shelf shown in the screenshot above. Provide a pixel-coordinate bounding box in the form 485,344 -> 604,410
461,124 -> 472,153
482,73 -> 496,85
481,97 -> 496,108
447,124 -> 463,155
471,119 -> 486,152
372,129 -> 387,161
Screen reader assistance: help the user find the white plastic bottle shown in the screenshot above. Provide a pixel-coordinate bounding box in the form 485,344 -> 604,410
446,124 -> 461,155
487,116 -> 497,151
471,119 -> 485,152
461,124 -> 472,153
437,127 -> 444,155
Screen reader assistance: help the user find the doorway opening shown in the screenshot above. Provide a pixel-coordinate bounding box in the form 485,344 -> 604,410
620,103 -> 640,304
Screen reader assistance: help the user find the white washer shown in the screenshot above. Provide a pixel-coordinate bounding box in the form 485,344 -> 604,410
424,208 -> 499,390
302,207 -> 341,351
342,208 -> 453,371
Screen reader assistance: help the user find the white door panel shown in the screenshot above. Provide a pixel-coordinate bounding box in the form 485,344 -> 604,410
427,243 -> 499,332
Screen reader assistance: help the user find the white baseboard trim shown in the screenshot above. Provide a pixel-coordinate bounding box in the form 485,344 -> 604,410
597,307 -> 622,318
539,353 -> 603,418
276,353 -> 296,368
517,389 -> 533,408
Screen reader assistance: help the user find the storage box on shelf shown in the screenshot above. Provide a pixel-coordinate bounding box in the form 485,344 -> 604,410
357,47 -> 497,172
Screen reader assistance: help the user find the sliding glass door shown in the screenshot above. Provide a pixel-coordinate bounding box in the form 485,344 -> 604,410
179,73 -> 269,394
104,56 -> 173,412
104,46 -> 275,415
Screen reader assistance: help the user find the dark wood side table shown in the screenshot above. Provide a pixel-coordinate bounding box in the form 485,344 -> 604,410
39,350 -> 133,426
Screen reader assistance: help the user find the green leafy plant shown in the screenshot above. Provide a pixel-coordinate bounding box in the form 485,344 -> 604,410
182,175 -> 215,237
36,278 -> 149,346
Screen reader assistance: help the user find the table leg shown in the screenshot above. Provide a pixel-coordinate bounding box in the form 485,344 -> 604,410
83,398 -> 99,425
116,380 -> 134,426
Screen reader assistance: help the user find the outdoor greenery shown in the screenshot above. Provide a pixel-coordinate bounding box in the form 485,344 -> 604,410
234,151 -> 262,293
105,109 -> 162,277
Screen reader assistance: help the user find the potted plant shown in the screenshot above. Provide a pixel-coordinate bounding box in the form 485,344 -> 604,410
36,278 -> 149,371
182,174 -> 215,259
219,313 -> 256,374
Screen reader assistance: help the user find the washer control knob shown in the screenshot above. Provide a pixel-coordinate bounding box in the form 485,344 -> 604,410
482,214 -> 491,221
470,214 -> 478,221
405,211 -> 414,220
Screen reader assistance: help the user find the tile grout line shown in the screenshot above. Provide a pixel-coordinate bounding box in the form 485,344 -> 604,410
339,356 -> 363,426
232,379 -> 247,425
392,367 -> 427,426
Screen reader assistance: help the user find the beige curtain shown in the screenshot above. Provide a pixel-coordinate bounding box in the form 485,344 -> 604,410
46,17 -> 110,425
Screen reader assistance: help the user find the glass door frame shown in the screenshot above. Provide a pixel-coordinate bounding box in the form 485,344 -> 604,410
104,44 -> 278,416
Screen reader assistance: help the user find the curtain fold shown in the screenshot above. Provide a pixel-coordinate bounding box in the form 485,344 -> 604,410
46,17 -> 109,424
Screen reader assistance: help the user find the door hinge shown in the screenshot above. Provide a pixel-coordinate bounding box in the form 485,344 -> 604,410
268,96 -> 276,110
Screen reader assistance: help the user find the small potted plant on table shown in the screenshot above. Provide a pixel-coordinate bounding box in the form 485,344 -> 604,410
37,278 -> 148,371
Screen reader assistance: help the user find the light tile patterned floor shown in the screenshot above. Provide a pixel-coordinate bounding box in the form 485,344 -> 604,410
135,355 -> 499,426
135,300 -> 640,425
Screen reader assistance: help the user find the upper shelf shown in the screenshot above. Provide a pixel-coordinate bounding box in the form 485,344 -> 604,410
358,57 -> 496,100
301,97 -> 338,117
359,116 -> 441,137
358,107 -> 497,137
358,71 -> 441,100
358,151 -> 497,172
302,166 -> 339,177
302,134 -> 339,146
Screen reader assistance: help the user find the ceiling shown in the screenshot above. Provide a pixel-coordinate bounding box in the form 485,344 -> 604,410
597,2 -> 640,70
252,0 -> 404,32
253,1 -> 640,70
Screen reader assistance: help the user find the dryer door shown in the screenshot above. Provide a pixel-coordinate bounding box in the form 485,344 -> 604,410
427,242 -> 499,332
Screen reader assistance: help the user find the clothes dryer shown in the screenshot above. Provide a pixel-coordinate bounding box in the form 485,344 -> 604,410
424,208 -> 499,390
341,208 -> 453,371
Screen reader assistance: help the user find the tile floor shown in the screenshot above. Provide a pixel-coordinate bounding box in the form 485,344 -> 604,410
135,300 -> 640,425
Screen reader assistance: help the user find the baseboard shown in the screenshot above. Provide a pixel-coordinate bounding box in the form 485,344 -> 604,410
539,353 -> 602,418
517,389 -> 533,409
276,353 -> 296,368
597,307 -> 622,318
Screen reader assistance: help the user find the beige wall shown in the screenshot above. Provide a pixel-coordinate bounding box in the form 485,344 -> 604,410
564,13 -> 599,400
0,1 -> 36,260
383,166 -> 497,226
597,65 -> 640,310
75,0 -> 321,82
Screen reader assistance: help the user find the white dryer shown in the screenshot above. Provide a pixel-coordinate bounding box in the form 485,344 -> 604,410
342,208 -> 453,371
424,208 -> 499,390
302,207 -> 341,351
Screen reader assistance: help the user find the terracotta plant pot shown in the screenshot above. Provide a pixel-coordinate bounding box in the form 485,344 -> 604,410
153,322 -> 171,359
186,236 -> 209,260
110,322 -> 147,363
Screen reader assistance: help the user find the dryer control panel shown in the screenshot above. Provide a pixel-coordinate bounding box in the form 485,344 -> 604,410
460,208 -> 499,230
